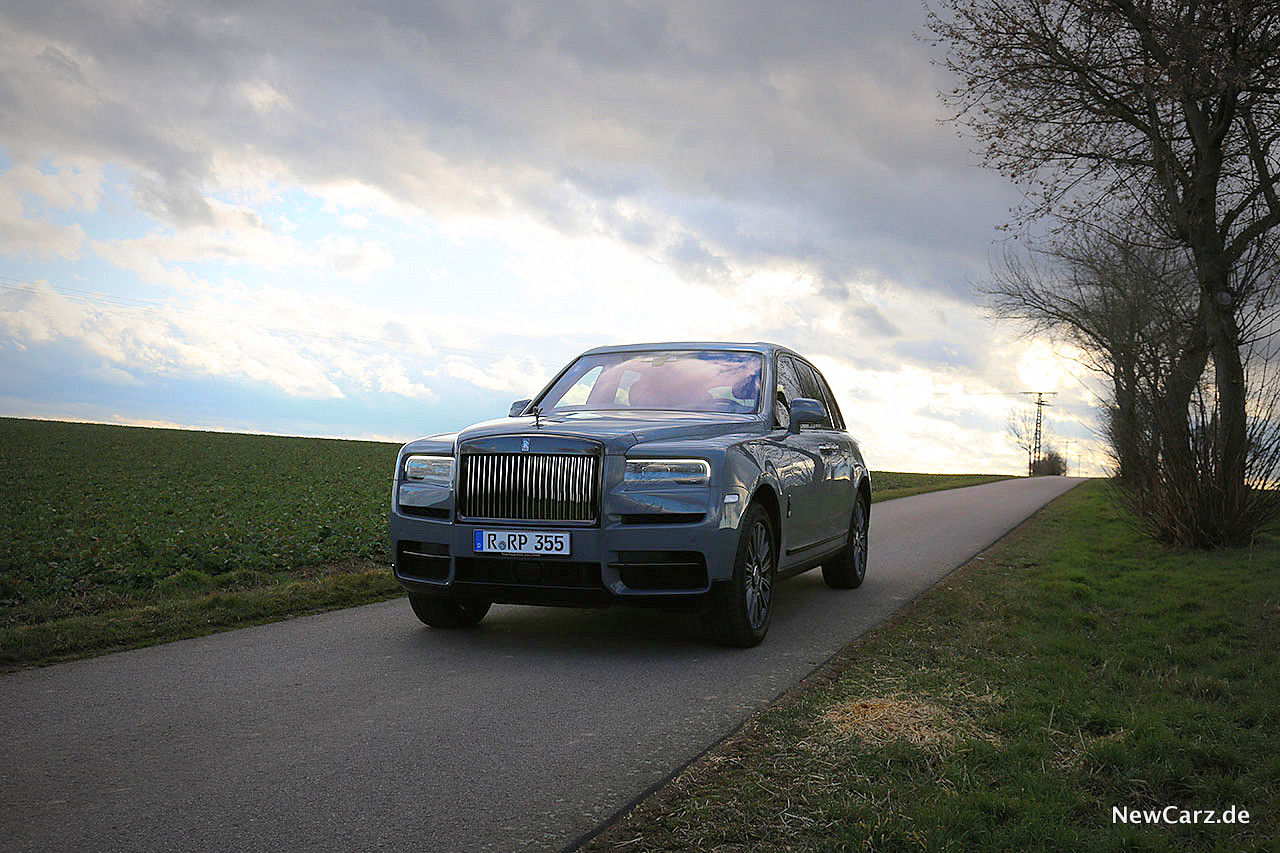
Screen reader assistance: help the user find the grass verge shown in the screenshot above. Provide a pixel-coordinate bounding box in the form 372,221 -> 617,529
582,481 -> 1280,852
1,561 -> 400,671
871,471 -> 1014,503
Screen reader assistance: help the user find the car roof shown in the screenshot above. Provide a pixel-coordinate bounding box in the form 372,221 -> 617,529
580,341 -> 796,358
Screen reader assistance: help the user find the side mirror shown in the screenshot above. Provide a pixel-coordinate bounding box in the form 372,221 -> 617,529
788,397 -> 826,433
509,399 -> 532,417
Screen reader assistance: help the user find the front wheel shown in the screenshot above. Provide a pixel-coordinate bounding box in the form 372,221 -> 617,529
712,504 -> 776,647
408,593 -> 491,628
822,492 -> 869,589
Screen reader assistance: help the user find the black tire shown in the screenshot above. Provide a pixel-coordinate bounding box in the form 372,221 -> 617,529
823,491 -> 869,589
408,593 -> 491,628
713,503 -> 777,647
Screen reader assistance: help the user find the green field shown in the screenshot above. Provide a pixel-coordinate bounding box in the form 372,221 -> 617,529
0,417 -> 397,606
584,481 -> 1279,852
0,417 -> 1012,668
0,418 -> 403,667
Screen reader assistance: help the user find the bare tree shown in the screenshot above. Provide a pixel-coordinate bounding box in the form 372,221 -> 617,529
1007,406 -> 1037,475
991,226 -> 1280,543
928,0 -> 1280,543
987,228 -> 1200,483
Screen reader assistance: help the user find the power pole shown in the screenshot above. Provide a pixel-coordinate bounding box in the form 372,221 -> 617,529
1019,391 -> 1057,473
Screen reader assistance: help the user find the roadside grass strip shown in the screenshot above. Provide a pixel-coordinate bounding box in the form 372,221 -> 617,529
869,471 -> 1014,503
1,562 -> 399,669
1,417 -> 1012,668
583,481 -> 1279,852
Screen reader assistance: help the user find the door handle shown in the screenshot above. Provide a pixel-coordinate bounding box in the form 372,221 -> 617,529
819,443 -> 840,454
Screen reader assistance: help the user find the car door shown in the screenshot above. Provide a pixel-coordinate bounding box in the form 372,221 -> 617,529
772,354 -> 828,558
796,359 -> 857,542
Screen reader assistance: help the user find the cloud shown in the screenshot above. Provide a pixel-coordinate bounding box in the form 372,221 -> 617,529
317,234 -> 394,283
858,307 -> 902,339
89,196 -> 301,283
82,362 -> 143,386
0,1 -> 1016,299
0,280 -> 345,399
88,196 -> 396,288
0,161 -> 100,259
0,215 -> 85,260
376,362 -> 435,399
441,354 -> 550,395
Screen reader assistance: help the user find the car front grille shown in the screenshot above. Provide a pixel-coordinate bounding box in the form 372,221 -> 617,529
457,453 -> 600,523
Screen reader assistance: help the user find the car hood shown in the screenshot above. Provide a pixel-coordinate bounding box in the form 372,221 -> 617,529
450,410 -> 766,453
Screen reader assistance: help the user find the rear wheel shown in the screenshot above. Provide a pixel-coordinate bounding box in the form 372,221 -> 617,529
713,504 -> 776,647
822,491 -> 869,589
408,594 -> 491,628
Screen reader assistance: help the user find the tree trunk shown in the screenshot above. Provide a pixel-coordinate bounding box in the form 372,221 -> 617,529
1190,229 -> 1249,519
1159,323 -> 1210,481
1203,290 -> 1249,508
1111,360 -> 1139,484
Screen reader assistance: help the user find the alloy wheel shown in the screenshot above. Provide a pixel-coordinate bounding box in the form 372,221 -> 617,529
743,518 -> 774,630
852,501 -> 868,582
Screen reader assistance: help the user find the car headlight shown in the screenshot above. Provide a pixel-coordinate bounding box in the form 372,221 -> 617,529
404,454 -> 454,485
623,458 -> 711,487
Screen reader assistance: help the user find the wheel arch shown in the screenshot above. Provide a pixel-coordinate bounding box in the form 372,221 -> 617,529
748,483 -> 782,556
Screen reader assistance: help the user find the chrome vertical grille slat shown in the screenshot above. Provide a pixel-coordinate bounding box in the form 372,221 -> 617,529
555,456 -> 565,518
487,455 -> 495,520
459,452 -> 599,522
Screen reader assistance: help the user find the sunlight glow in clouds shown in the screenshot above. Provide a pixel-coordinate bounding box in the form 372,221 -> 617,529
0,1 -> 1109,474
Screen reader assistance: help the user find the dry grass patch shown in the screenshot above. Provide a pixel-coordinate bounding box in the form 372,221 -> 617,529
822,696 -> 954,746
820,693 -> 1002,752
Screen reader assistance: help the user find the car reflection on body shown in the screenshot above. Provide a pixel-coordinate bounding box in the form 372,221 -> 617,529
390,342 -> 870,646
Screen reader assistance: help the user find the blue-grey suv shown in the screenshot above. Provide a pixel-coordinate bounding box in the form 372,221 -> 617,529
390,342 -> 871,646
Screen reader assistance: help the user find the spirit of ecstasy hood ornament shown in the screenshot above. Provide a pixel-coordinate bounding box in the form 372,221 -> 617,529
530,406 -> 544,429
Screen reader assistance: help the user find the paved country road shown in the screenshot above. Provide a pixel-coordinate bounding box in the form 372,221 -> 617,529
2,476 -> 1083,852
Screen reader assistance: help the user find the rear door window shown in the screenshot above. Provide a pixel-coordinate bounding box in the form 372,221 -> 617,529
795,361 -> 835,429
807,363 -> 845,430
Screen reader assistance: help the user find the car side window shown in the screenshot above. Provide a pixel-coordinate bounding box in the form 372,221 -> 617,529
794,361 -> 834,430
774,355 -> 803,430
809,363 -> 845,430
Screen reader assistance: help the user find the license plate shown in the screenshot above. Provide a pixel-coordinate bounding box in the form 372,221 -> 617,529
473,529 -> 570,556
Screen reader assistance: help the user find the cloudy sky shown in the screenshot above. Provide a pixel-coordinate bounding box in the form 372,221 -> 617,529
0,0 -> 1106,474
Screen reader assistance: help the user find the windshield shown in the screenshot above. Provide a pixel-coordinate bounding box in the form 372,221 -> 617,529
538,350 -> 762,414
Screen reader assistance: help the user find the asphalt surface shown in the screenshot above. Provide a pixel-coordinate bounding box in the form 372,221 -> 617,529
2,476 -> 1083,852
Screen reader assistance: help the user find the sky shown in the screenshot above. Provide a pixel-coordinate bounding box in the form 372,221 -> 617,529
0,0 -> 1108,475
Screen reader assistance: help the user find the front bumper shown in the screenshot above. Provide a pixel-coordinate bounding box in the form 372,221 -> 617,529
389,504 -> 743,608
